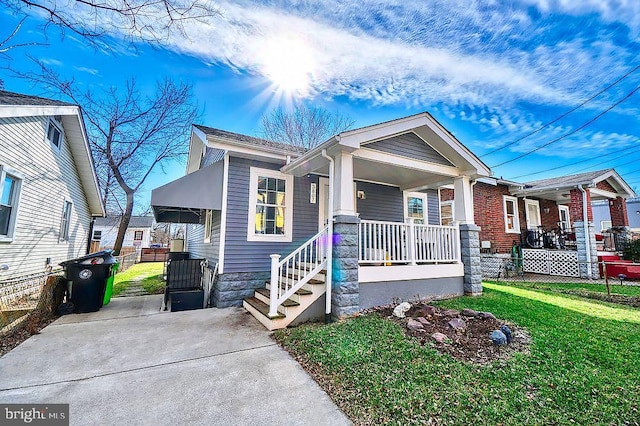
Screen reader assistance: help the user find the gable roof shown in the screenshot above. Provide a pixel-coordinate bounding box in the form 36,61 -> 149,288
0,90 -> 105,216
0,90 -> 74,107
193,124 -> 306,155
516,169 -> 634,198
95,216 -> 154,228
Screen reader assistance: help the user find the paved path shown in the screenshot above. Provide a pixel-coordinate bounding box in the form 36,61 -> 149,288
0,296 -> 351,425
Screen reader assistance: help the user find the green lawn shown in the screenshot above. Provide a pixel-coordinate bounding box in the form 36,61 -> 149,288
275,283 -> 640,425
489,280 -> 640,297
113,262 -> 165,295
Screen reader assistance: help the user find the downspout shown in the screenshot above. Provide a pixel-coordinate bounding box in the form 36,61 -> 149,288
578,185 -> 592,278
321,149 -> 334,324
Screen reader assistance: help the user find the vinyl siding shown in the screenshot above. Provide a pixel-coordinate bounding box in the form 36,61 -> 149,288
0,116 -> 92,280
356,182 -> 440,225
186,210 -> 220,263
223,157 -> 318,273
364,132 -> 453,166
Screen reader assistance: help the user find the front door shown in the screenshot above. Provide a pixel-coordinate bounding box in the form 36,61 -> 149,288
318,177 -> 330,231
404,192 -> 427,224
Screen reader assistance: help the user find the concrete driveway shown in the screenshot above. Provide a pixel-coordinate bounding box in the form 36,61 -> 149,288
0,295 -> 351,425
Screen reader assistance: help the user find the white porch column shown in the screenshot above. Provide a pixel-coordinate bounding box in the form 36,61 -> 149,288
453,176 -> 474,224
333,152 -> 356,216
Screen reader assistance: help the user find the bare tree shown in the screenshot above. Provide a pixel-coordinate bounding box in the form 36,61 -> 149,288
26,65 -> 198,254
260,104 -> 355,150
1,0 -> 219,45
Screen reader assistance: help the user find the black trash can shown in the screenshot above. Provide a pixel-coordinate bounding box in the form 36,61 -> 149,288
60,250 -> 118,313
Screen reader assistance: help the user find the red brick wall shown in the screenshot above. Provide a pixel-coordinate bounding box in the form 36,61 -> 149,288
610,197 -> 629,227
540,199 -> 560,229
569,188 -> 593,222
596,180 -> 617,193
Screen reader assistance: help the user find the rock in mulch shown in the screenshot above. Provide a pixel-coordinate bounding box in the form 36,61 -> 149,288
415,317 -> 431,326
461,308 -> 479,317
393,302 -> 412,318
501,325 -> 513,343
407,318 -> 425,331
490,330 -> 507,346
478,311 -> 497,320
448,318 -> 466,331
431,332 -> 449,343
414,305 -> 437,318
442,309 -> 460,317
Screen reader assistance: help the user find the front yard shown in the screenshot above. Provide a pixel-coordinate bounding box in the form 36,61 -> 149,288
275,283 -> 640,425
113,262 -> 165,296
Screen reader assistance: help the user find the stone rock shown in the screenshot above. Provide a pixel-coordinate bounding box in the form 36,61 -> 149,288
407,318 -> 425,331
423,305 -> 437,317
461,308 -> 479,317
431,332 -> 449,343
393,302 -> 412,318
415,317 -> 431,326
442,309 -> 460,317
490,330 -> 507,346
478,311 -> 497,320
500,325 -> 513,343
448,318 -> 467,331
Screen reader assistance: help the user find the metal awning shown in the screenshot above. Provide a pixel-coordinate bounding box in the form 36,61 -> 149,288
151,162 -> 224,223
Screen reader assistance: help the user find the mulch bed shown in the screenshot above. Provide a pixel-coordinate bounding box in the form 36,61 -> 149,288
0,313 -> 59,357
371,302 -> 530,365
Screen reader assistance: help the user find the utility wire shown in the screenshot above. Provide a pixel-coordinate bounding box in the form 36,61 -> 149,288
481,64 -> 640,158
509,143 -> 640,180
492,85 -> 640,168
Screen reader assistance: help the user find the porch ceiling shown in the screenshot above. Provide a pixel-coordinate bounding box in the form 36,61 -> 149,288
353,157 -> 454,189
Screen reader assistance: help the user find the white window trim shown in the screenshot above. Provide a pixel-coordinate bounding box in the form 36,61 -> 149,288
601,220 -> 612,232
247,167 -> 294,242
403,191 -> 428,224
440,199 -> 454,226
92,230 -> 102,241
46,117 -> 64,151
558,205 -> 571,230
524,199 -> 541,230
503,195 -> 520,234
204,209 -> 213,243
59,199 -> 73,242
0,166 -> 24,243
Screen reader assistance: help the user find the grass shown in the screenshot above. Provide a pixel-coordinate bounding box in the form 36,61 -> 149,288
275,284 -> 640,425
489,279 -> 640,297
112,262 -> 165,295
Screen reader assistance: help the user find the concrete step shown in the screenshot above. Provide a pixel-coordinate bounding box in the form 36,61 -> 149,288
242,297 -> 288,331
254,288 -> 300,314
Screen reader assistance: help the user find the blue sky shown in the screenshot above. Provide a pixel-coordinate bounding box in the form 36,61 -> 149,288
1,0 -> 640,207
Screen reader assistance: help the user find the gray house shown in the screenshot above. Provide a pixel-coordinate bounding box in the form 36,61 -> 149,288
151,113 -> 490,329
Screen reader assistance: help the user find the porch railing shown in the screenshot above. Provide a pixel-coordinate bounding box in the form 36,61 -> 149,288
358,219 -> 460,265
268,226 -> 329,317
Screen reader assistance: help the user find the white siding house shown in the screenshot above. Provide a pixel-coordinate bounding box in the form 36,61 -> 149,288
0,90 -> 105,280
92,216 -> 153,250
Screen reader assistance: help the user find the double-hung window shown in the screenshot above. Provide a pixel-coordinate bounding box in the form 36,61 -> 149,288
134,230 -> 143,241
247,167 -> 293,242
558,205 -> 571,231
47,117 -> 63,150
59,200 -> 72,242
503,195 -> 520,233
0,167 -> 23,242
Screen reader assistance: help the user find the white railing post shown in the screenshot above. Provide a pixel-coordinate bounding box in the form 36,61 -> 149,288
407,218 -> 417,265
455,221 -> 461,262
269,254 -> 281,317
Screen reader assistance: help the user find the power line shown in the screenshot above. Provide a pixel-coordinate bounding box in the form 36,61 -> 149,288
492,85 -> 640,168
509,143 -> 640,180
481,64 -> 640,158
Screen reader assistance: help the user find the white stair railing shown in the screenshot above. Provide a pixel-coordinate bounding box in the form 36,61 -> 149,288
268,226 -> 329,317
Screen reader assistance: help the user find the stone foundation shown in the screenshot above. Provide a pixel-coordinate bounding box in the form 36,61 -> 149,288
574,221 -> 598,279
212,271 -> 269,308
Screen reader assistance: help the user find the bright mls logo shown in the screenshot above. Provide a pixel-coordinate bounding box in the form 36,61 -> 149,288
1,404 -> 68,425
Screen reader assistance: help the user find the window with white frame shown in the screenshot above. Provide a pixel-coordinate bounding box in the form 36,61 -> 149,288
204,209 -> 213,243
247,167 -> 293,242
558,205 -> 571,231
601,220 -> 612,232
47,117 -> 63,149
0,167 -> 23,241
92,230 -> 102,241
440,200 -> 454,226
503,195 -> 520,233
59,200 -> 72,242
524,199 -> 541,230
404,192 -> 427,224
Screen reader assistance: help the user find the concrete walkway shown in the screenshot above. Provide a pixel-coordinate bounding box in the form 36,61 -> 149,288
0,296 -> 351,425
